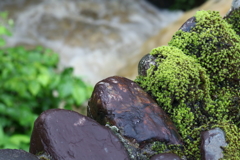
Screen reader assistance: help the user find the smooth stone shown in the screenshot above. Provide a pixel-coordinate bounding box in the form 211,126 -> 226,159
138,53 -> 157,77
201,127 -> 228,160
88,76 -> 182,147
0,149 -> 39,160
150,153 -> 181,160
179,16 -> 196,32
29,109 -> 130,160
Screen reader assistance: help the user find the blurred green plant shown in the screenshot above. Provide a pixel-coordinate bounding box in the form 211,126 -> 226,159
0,12 -> 93,151
171,0 -> 207,11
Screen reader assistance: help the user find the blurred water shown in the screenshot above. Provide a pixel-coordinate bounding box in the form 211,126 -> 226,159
1,0 -> 182,84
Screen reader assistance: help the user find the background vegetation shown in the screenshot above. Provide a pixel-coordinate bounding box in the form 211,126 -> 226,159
0,12 -> 93,151
146,0 -> 207,11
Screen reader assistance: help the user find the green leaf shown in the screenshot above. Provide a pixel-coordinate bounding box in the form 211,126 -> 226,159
58,81 -> 73,98
72,86 -> 85,105
0,26 -> 11,36
0,38 -> 6,46
37,74 -> 50,87
28,81 -> 41,96
0,11 -> 8,19
62,67 -> 73,75
8,19 -> 14,26
0,125 -> 4,140
9,134 -> 30,146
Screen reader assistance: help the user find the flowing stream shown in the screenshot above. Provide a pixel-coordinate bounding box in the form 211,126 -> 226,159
1,0 -> 182,84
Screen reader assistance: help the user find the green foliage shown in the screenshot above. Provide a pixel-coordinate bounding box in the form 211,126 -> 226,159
170,0 -> 206,11
135,10 -> 240,159
0,13 -> 93,151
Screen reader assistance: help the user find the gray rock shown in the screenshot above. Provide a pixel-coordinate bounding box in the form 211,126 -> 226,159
138,53 -> 157,76
0,149 -> 39,160
201,127 -> 228,160
179,17 -> 196,32
150,153 -> 181,160
30,109 -> 130,160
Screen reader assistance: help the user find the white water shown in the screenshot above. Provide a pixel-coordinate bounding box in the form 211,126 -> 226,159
2,0 -> 183,84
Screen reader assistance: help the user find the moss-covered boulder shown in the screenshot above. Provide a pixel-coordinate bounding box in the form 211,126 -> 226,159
135,46 -> 212,128
135,10 -> 240,159
169,10 -> 240,88
168,10 -> 240,126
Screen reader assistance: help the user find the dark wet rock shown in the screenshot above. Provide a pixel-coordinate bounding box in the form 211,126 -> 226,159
201,127 -> 228,160
29,109 -> 130,160
138,53 -> 157,76
0,149 -> 39,160
179,17 -> 196,32
150,153 -> 181,160
88,76 -> 182,147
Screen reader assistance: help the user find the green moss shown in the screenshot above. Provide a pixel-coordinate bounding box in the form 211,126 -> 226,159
135,10 -> 240,159
136,46 -> 210,108
169,10 -> 240,89
135,46 -> 213,127
225,8 -> 240,35
151,142 -> 184,158
168,10 -> 240,124
36,152 -> 52,160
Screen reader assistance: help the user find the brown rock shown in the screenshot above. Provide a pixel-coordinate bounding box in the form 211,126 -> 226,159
88,76 -> 182,147
29,109 -> 130,160
150,153 -> 181,160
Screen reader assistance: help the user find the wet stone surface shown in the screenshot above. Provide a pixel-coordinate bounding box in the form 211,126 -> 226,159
30,109 -> 130,160
138,53 -> 157,76
0,149 -> 39,160
200,127 -> 228,160
88,76 -> 182,147
179,16 -> 196,32
150,153 -> 181,160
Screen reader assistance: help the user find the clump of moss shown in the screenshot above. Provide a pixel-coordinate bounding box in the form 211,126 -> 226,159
168,10 -> 240,125
169,10 -> 240,89
135,10 -> 240,159
135,46 -> 210,108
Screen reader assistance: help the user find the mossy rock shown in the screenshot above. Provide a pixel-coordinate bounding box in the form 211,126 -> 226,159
135,10 -> 240,159
169,10 -> 240,89
168,10 -> 240,126
135,46 -> 212,127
